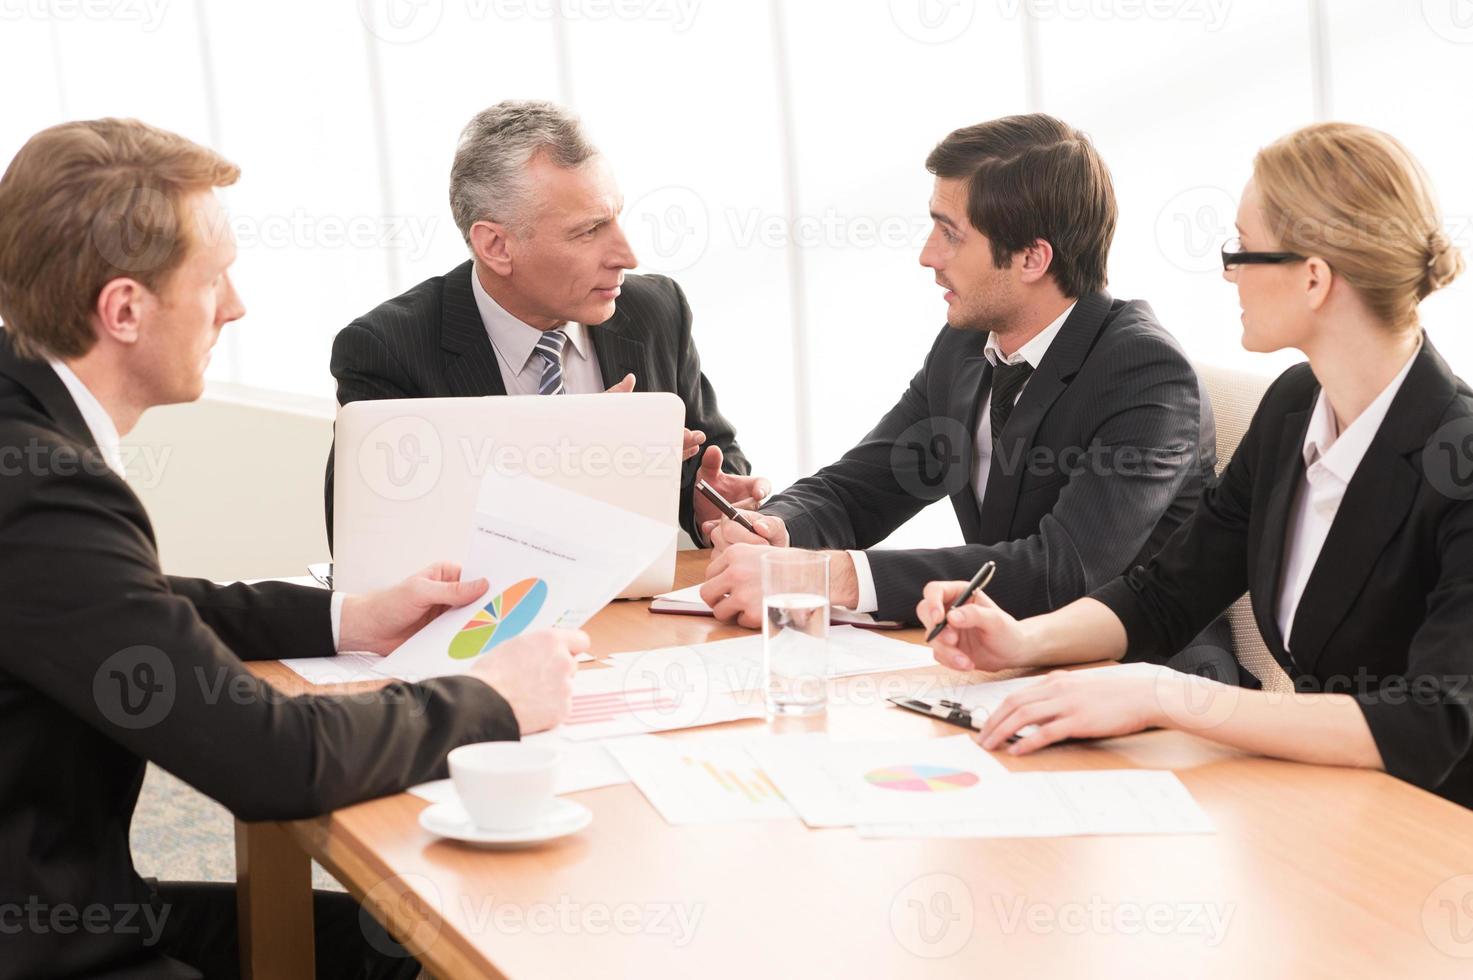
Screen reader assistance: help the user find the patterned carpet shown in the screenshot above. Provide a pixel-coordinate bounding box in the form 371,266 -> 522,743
130,764 -> 343,891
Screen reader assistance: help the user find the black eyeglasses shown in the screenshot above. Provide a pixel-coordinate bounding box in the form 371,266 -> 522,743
1221,237 -> 1306,271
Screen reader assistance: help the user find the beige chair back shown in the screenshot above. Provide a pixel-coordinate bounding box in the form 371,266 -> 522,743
121,384 -> 334,582
1194,362 -> 1294,692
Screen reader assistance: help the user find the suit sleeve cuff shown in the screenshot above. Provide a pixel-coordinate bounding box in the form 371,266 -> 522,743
330,592 -> 345,651
1353,682 -> 1472,792
847,550 -> 880,615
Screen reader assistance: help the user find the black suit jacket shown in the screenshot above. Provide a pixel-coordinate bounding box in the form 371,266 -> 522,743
325,261 -> 749,544
0,331 -> 519,980
1094,339 -> 1473,807
762,292 -> 1218,625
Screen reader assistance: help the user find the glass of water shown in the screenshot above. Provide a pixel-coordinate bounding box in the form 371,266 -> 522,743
761,550 -> 830,716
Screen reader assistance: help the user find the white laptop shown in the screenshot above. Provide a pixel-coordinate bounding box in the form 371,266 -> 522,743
332,392 -> 685,599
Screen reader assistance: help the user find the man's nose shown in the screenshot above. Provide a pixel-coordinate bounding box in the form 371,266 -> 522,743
609,221 -> 638,269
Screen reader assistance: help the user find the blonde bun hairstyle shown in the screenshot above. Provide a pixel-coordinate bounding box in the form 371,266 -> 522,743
1253,122 -> 1464,330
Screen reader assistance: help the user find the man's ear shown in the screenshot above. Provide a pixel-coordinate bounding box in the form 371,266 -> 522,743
1304,256 -> 1334,313
1016,238 -> 1055,285
93,277 -> 147,346
470,220 -> 515,278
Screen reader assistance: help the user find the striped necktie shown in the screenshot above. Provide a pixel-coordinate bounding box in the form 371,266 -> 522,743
990,360 -> 1034,443
533,328 -> 569,395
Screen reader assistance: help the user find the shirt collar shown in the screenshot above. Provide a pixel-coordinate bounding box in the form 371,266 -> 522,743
46,358 -> 125,478
1302,338 -> 1422,482
470,265 -> 590,373
984,302 -> 1075,368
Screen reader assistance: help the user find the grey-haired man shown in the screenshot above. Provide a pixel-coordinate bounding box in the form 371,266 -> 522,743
325,100 -> 762,544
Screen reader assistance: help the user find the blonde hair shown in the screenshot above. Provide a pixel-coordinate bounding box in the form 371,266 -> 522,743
1253,122 -> 1464,330
0,118 -> 240,360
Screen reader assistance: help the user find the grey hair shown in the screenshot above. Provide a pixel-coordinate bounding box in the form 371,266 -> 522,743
449,100 -> 598,243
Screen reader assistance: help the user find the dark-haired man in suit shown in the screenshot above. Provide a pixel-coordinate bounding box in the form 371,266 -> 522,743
701,115 -> 1222,646
326,100 -> 763,545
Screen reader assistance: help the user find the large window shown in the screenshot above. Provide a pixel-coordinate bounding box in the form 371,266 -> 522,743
4,0 -> 1470,547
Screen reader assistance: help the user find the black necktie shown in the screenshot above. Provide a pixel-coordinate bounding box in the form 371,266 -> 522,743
990,361 -> 1034,444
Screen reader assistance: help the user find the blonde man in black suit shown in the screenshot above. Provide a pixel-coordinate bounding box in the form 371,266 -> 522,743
0,118 -> 585,980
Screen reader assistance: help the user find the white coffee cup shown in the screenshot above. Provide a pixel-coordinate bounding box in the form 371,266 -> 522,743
447,742 -> 558,831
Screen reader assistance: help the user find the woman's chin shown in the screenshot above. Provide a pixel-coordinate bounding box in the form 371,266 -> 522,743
1239,327 -> 1273,354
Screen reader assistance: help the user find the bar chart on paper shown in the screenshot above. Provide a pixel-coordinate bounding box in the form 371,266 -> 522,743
605,736 -> 797,824
682,753 -> 784,805
558,656 -> 765,741
565,687 -> 680,727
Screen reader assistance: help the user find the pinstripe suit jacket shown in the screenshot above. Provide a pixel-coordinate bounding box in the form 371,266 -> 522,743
762,291 -> 1219,627
325,261 -> 749,544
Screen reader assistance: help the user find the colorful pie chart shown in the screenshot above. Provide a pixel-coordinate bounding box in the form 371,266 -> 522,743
864,764 -> 980,793
448,578 -> 548,660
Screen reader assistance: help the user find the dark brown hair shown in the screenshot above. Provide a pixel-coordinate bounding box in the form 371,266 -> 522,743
926,114 -> 1116,298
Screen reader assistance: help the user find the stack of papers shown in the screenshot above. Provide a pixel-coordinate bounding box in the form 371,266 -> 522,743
609,729 -> 1213,838
599,627 -> 936,692
374,585 -> 1213,838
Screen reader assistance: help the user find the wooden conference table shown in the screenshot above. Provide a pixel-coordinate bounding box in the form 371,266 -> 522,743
237,551 -> 1473,979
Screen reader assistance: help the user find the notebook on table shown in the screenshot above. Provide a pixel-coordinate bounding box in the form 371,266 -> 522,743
649,584 -> 904,630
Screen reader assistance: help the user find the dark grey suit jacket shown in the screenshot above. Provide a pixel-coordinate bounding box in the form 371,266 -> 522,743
0,329 -> 518,979
762,291 -> 1218,626
325,261 -> 749,545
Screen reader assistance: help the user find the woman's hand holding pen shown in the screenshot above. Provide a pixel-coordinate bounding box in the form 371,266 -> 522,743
917,580 -> 1033,673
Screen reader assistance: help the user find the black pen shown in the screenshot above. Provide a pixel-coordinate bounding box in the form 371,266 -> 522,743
695,479 -> 760,536
924,560 -> 998,643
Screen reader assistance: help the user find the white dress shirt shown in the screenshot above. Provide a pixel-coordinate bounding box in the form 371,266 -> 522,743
1275,342 -> 1420,652
847,304 -> 1075,614
470,266 -> 605,395
47,360 -> 346,647
48,358 -> 126,478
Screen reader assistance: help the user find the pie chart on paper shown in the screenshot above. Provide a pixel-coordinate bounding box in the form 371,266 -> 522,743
864,764 -> 980,793
448,578 -> 549,660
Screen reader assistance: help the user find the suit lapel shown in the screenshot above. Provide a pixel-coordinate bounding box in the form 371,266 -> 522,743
439,260 -> 507,397
1250,405 -> 1310,669
978,291 -> 1112,541
950,352 -> 991,541
1285,340 -> 1453,674
589,320 -> 647,392
1287,451 -> 1418,674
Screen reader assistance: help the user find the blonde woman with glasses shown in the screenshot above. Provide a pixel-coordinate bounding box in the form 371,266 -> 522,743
917,123 -> 1473,807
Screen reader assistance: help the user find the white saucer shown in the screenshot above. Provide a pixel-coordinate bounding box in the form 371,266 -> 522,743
418,798 -> 592,847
